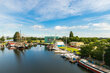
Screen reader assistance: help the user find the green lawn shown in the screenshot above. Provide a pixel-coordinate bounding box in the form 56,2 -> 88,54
59,46 -> 80,55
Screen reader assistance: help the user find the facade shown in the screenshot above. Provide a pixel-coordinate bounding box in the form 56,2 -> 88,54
55,40 -> 65,47
70,42 -> 84,47
45,36 -> 59,43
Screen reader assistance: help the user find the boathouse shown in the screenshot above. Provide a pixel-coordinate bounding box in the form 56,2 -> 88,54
55,40 -> 65,47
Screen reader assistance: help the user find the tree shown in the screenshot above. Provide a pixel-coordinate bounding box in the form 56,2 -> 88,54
90,41 -> 107,61
0,36 -> 5,42
13,32 -> 21,42
27,39 -> 32,43
107,38 -> 110,43
69,31 -> 74,38
80,44 -> 94,57
105,48 -> 110,66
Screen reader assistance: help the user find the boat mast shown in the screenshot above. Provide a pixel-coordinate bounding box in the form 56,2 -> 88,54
66,33 -> 67,50
20,30 -> 22,42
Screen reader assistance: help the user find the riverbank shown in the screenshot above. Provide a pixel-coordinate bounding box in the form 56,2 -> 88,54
59,46 -> 80,55
48,45 -> 110,73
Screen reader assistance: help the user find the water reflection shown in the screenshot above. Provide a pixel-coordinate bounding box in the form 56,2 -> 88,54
31,45 -> 45,52
33,44 -> 37,47
13,49 -> 23,62
0,47 -> 5,52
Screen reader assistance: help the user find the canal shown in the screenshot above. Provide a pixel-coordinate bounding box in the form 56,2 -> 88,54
0,45 -> 90,73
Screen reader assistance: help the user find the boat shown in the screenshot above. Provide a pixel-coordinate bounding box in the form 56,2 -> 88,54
8,46 -> 16,49
16,43 -> 25,49
61,53 -> 66,58
7,42 -> 16,49
78,59 -> 110,73
52,46 -> 59,50
69,58 -> 77,63
54,49 -> 67,54
24,43 -> 29,48
61,53 -> 79,63
65,53 -> 72,59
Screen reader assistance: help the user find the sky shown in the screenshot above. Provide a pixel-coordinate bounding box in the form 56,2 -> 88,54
0,0 -> 110,37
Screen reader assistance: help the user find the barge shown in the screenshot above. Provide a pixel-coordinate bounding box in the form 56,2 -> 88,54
78,59 -> 110,73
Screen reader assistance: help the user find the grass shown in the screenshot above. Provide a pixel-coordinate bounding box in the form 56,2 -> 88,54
32,40 -> 45,43
0,42 -> 6,45
59,46 -> 80,55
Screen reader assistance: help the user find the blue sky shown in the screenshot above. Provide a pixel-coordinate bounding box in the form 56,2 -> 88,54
0,0 -> 110,37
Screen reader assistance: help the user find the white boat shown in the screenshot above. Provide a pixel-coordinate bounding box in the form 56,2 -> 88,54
54,49 -> 67,54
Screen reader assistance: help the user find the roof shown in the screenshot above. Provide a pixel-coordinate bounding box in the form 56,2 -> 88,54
55,41 -> 65,45
70,42 -> 84,43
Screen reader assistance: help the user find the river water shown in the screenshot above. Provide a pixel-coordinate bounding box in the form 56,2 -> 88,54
0,45 -> 90,73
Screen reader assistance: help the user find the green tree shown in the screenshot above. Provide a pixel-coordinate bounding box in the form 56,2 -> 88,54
90,41 -> 107,61
13,32 -> 21,42
105,48 -> 110,66
0,36 -> 5,42
80,44 -> 94,57
69,31 -> 74,38
27,39 -> 32,43
107,38 -> 110,43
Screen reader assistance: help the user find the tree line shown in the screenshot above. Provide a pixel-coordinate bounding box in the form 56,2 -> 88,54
60,31 -> 98,44
13,32 -> 44,43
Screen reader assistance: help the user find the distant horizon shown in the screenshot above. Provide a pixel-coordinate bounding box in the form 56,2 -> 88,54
2,33 -> 110,38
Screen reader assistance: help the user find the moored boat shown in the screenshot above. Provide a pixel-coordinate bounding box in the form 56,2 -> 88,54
54,49 -> 67,54
78,59 -> 110,73
69,58 -> 77,63
61,53 -> 79,63
7,42 -> 16,49
8,46 -> 16,49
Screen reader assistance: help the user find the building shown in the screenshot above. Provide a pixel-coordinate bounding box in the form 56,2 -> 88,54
44,36 -> 59,43
70,42 -> 84,47
55,40 -> 65,47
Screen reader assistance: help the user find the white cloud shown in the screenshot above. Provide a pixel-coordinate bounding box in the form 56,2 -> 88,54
55,23 -> 110,31
35,0 -> 110,21
55,25 -> 89,30
1,0 -> 110,21
0,23 -> 22,29
31,25 -> 48,31
83,14 -> 110,21
0,23 -> 23,36
75,25 -> 89,29
32,25 -> 43,29
1,0 -> 110,37
76,0 -> 110,12
55,26 -> 67,30
92,23 -> 110,30
0,0 -> 39,12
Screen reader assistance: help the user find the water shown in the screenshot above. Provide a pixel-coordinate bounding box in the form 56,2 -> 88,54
0,45 -> 90,73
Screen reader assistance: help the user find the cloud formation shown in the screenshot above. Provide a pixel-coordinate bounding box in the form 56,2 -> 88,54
32,25 -> 43,29
1,0 -> 110,21
92,23 -> 110,30
55,25 -> 89,30
0,0 -> 110,37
